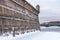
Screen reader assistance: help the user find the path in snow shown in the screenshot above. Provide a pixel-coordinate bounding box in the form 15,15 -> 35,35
0,31 -> 60,40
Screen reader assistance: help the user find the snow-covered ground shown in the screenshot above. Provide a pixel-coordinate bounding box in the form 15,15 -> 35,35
0,26 -> 60,40
0,30 -> 60,40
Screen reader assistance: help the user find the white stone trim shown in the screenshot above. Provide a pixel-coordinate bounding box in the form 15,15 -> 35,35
0,16 -> 31,22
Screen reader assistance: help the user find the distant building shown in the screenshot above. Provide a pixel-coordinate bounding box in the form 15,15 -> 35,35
0,0 -> 40,35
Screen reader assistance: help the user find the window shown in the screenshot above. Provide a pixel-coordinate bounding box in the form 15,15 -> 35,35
0,7 -> 2,14
0,0 -> 3,4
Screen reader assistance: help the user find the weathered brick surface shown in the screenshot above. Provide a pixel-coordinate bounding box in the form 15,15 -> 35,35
0,0 -> 40,35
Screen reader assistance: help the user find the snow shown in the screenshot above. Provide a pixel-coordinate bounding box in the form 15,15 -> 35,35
0,31 -> 60,40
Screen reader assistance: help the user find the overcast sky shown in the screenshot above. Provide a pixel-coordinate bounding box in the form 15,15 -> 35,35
26,0 -> 60,23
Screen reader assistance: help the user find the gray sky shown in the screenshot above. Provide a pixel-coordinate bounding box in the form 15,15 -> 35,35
26,0 -> 60,23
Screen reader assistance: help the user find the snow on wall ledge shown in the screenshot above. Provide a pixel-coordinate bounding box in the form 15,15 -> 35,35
0,31 -> 60,40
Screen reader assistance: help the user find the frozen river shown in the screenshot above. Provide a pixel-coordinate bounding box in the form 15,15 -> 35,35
41,26 -> 60,32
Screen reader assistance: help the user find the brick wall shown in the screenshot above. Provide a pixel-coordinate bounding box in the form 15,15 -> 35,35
0,0 -> 40,35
